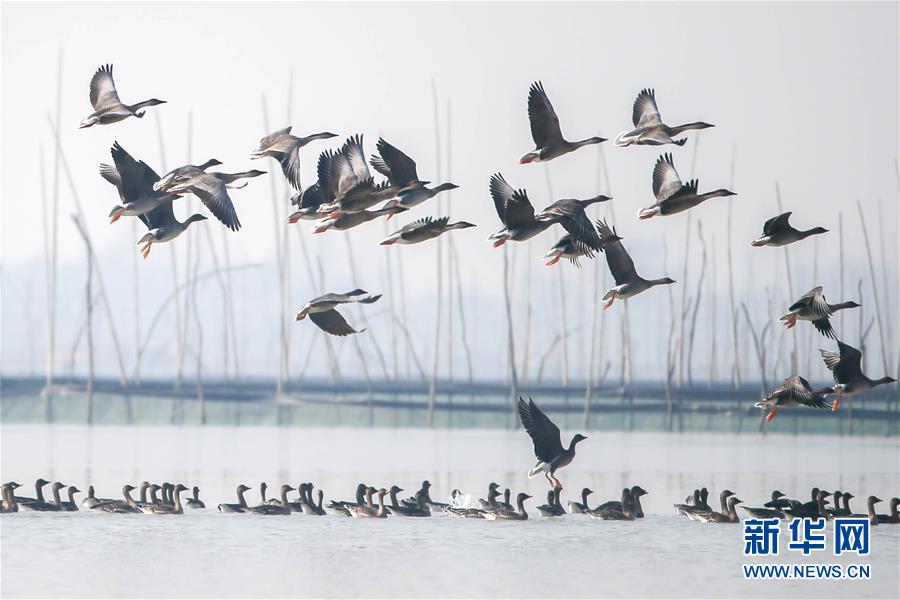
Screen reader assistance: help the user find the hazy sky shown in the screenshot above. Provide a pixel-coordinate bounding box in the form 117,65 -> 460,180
2,2 -> 897,383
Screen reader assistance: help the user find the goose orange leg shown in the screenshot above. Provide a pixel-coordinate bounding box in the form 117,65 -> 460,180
832,390 -> 844,412
766,407 -> 778,422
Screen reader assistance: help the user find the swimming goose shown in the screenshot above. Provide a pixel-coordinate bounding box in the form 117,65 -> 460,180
95,485 -> 142,513
249,485 -> 294,515
347,488 -> 389,518
864,496 -> 882,526
299,485 -> 326,516
14,478 -> 49,508
249,126 -> 336,191
517,396 -> 588,490
763,490 -> 792,509
135,199 -> 207,259
101,142 -> 182,224
295,290 -> 381,337
380,216 -> 475,245
542,234 -> 595,268
370,137 -> 457,215
1,484 -> 18,513
825,491 -> 847,518
596,218 -> 675,310
319,135 -> 407,216
750,212 -> 828,247
534,195 -> 611,251
685,489 -> 730,521
185,486 -> 205,509
312,205 -> 405,234
520,81 -> 605,163
57,486 -> 81,511
494,489 -> 514,512
487,173 -> 553,246
478,482 -> 502,509
537,488 -> 566,517
779,287 -> 860,340
589,489 -> 635,520
674,489 -> 702,516
218,484 -> 252,513
884,498 -> 899,524
743,491 -> 789,519
785,490 -> 831,519
23,482 -> 66,512
754,375 -> 834,421
79,64 -> 165,128
696,497 -> 742,523
388,486 -> 430,517
144,483 -> 188,515
638,153 -> 735,219
160,170 -> 265,232
833,492 -> 855,517
820,341 -> 896,411
81,485 -> 104,509
567,488 -> 594,514
483,492 -> 531,520
328,483 -> 369,516
402,481 -> 450,512
614,88 -> 713,147
154,159 -> 223,193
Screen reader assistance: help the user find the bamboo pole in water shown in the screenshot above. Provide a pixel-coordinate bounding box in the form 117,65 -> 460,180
521,243 -> 533,384
40,147 -> 52,397
190,246 -> 205,424
741,302 -> 771,396
663,236 -> 677,429
687,221 -> 707,388
597,146 -> 613,386
451,240 -> 474,382
676,139 -> 701,387
583,144 -> 605,424
179,112 -> 195,391
727,145 -> 741,389
383,221 -> 399,381
446,99 -> 454,385
775,183 -> 797,373
856,201 -> 890,375
875,198 -> 892,372
46,51 -> 63,394
131,218 -> 141,383
839,212 -> 845,334
342,235 -> 374,389
427,80 -> 444,425
153,113 -> 185,388
72,215 -> 94,424
396,249 -> 413,381
708,234 -> 717,388
543,165 -> 569,386
804,235 -> 819,375
503,245 -> 520,428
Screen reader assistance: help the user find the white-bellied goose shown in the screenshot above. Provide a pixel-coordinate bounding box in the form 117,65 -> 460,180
144,483 -> 188,515
542,234 -> 595,268
135,200 -> 207,259
534,194 -> 611,251
218,484 -> 251,513
517,397 -> 587,489
312,205 -> 405,233
154,159 -> 222,193
780,286 -> 860,339
754,375 -> 834,422
58,486 -> 81,511
380,216 -> 475,245
820,341 -> 896,412
388,486 -> 430,517
101,142 -> 182,224
371,137 -> 457,215
484,492 -> 531,521
79,64 -> 165,128
638,153 -> 735,219
95,485 -> 142,513
520,81 -> 605,164
82,485 -> 104,509
185,486 -> 205,509
614,88 -> 713,147
487,173 -> 553,246
567,488 -> 594,514
250,126 -> 337,191
295,290 -> 381,336
751,212 -> 828,247
537,488 -> 566,517
249,485 -> 294,515
327,483 -> 368,516
674,489 -> 702,516
159,170 -> 265,232
347,487 -> 389,518
696,496 -> 742,523
684,488 -> 728,521
596,218 -> 674,309
299,484 -> 326,516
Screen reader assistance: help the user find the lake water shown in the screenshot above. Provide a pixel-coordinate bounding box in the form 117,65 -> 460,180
2,424 -> 898,598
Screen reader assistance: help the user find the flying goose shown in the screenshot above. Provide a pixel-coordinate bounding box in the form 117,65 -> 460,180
487,173 -> 553,246
820,341 -> 896,412
319,135 -> 405,216
517,396 -> 587,489
153,159 -> 222,193
295,290 -> 381,336
312,205 -> 406,233
520,81 -> 605,163
380,216 -> 475,245
287,148 -> 341,222
779,286 -> 860,339
100,142 -> 182,224
370,137 -> 457,215
158,170 -> 265,232
542,234 -> 595,267
638,153 -> 735,219
754,375 -> 834,421
751,212 -> 828,247
595,219 -> 674,309
534,194 -> 611,251
249,126 -> 337,191
79,64 -> 165,129
135,198 -> 207,259
614,88 -> 713,147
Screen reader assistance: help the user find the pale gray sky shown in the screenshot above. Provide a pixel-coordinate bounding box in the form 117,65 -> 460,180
2,2 -> 897,382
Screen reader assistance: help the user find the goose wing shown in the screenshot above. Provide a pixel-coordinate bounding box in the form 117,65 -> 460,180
528,81 -> 563,147
342,134 -> 371,180
90,64 -> 121,110
139,199 -> 176,230
632,88 -> 662,128
258,126 -> 293,151
517,397 -> 564,463
652,153 -> 683,202
406,216 -> 448,233
316,149 -> 338,202
489,173 -> 514,224
490,173 -> 536,227
820,341 -> 863,383
555,202 -> 602,251
790,287 -> 831,318
309,309 -> 362,336
294,183 -> 324,210
784,376 -> 831,409
595,219 -> 639,285
185,173 -> 241,231
110,142 -> 160,204
763,212 -> 793,236
278,146 -> 303,191
371,138 -> 418,186
99,164 -> 123,197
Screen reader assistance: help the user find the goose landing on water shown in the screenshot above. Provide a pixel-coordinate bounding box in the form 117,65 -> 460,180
638,153 -> 735,219
520,81 -> 605,164
79,64 -> 166,129
614,88 -> 713,147
295,290 -> 381,337
517,397 -> 587,490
